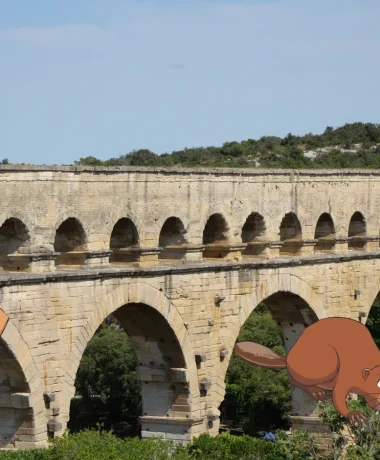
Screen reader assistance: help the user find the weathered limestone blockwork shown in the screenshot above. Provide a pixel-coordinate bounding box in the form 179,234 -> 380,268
1,166 -> 380,449
0,254 -> 380,448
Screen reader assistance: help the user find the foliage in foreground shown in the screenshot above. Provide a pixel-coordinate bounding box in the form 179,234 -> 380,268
0,430 -> 320,460
318,398 -> 380,459
4,400 -> 380,459
3,406 -> 380,459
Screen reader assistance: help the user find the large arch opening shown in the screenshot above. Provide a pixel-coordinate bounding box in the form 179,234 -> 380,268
0,338 -> 33,448
348,211 -> 366,250
0,218 -> 30,271
68,303 -> 190,438
203,213 -> 229,259
158,217 -> 187,263
279,213 -> 302,256
54,218 -> 87,267
241,213 -> 266,257
222,292 -> 319,436
314,213 -> 336,253
110,218 -> 140,264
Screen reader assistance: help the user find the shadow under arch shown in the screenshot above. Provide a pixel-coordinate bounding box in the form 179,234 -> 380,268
110,217 -> 140,264
63,282 -> 199,435
279,212 -> 302,256
0,217 -> 31,271
241,212 -> 266,257
314,213 -> 336,253
0,316 -> 46,449
159,217 -> 187,263
348,211 -> 367,251
54,217 -> 87,267
202,213 -> 230,259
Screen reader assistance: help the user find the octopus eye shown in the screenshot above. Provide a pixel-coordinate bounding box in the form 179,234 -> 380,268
377,380 -> 380,388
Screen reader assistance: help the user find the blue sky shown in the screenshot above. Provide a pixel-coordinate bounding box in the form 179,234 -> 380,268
1,0 -> 379,165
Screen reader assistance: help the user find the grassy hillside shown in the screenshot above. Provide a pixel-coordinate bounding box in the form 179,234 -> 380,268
74,122 -> 380,169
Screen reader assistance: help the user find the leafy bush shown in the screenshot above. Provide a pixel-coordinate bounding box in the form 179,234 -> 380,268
0,430 -> 320,460
318,399 -> 380,459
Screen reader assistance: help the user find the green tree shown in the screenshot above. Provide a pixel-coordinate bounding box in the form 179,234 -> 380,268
74,156 -> 103,166
124,149 -> 158,166
222,304 -> 291,435
69,322 -> 141,434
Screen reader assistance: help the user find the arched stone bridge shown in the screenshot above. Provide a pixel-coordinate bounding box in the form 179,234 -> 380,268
1,165 -> 380,449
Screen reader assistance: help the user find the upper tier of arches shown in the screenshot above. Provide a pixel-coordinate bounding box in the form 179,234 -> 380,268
0,210 -> 375,270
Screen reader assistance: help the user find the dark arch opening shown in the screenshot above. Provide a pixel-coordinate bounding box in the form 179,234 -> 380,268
0,218 -> 30,271
203,213 -> 229,259
241,213 -> 266,257
0,337 -> 32,448
110,218 -> 140,264
158,217 -> 187,262
222,292 -> 319,436
68,303 -> 189,439
314,213 -> 336,253
54,218 -> 87,267
279,213 -> 302,256
348,212 -> 366,250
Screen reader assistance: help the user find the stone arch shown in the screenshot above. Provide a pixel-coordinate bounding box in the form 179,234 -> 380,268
63,282 -> 199,438
0,212 -> 34,244
110,218 -> 140,264
0,218 -> 31,271
198,211 -> 233,244
314,213 -> 336,253
241,213 -> 266,243
216,275 -> 326,412
159,217 -> 187,247
0,315 -> 46,449
241,212 -> 266,257
54,217 -> 87,266
202,213 -> 229,245
279,212 -> 302,256
348,211 -> 366,250
101,211 -> 144,249
280,212 -> 302,241
159,217 -> 188,262
202,213 -> 231,259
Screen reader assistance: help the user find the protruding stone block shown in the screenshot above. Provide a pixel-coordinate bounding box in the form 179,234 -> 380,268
171,368 -> 189,383
52,407 -> 60,416
215,295 -> 225,305
44,393 -> 55,403
199,378 -> 212,392
47,420 -> 62,433
207,408 -> 220,421
10,392 -> 31,409
220,348 -> 229,358
195,354 -> 207,363
85,250 -> 112,269
138,248 -> 162,267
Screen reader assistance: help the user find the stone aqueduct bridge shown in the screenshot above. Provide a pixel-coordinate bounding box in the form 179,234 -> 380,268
1,165 -> 380,449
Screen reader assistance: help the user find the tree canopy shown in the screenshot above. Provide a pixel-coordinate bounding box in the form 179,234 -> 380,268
74,122 -> 380,169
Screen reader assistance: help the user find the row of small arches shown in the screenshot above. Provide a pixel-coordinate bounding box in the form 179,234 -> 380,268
0,211 -> 368,269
